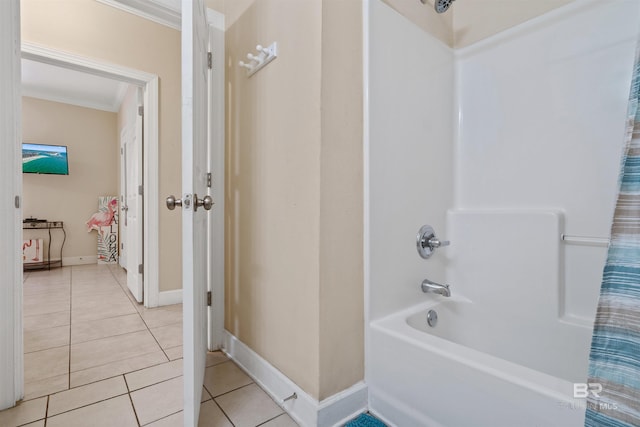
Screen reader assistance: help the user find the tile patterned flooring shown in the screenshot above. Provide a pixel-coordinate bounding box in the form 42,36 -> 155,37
0,264 -> 298,427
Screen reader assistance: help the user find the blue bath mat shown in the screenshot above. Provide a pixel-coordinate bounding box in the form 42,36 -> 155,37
344,413 -> 387,427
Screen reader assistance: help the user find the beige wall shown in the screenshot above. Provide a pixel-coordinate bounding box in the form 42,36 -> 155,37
22,97 -> 118,261
226,0 -> 323,398
225,0 -> 364,400
206,0 -> 252,29
21,0 -> 182,292
319,0 -> 364,399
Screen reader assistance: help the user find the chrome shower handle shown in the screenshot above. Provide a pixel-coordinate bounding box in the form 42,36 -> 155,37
428,237 -> 450,248
417,225 -> 450,259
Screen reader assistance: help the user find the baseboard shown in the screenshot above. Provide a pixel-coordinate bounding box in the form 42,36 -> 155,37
158,289 -> 182,306
62,255 -> 98,266
223,331 -> 368,427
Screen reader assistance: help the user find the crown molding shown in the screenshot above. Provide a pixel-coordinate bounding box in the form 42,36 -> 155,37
96,0 -> 181,30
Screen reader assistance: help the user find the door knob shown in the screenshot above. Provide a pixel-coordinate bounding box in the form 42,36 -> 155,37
194,194 -> 214,211
166,195 -> 182,210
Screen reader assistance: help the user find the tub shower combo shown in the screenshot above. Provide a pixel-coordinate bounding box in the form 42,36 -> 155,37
366,0 -> 640,425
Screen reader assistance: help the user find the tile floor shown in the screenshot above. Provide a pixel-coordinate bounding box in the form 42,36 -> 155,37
0,264 -> 298,427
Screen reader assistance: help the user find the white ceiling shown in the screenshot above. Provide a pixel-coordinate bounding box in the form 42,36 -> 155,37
21,58 -> 132,113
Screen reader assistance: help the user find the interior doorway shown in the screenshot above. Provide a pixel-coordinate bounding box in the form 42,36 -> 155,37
21,42 -> 161,308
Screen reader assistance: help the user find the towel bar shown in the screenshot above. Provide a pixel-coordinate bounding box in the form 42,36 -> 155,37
560,234 -> 609,246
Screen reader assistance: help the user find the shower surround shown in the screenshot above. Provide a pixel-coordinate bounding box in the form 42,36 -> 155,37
365,0 -> 640,425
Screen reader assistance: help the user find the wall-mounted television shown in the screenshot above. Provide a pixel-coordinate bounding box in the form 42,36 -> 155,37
22,143 -> 69,175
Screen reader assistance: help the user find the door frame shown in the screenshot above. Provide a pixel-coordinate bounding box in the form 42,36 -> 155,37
0,0 -> 23,409
21,42 -> 161,308
207,10 -> 225,350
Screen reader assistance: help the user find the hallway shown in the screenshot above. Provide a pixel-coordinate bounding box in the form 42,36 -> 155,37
0,264 -> 297,426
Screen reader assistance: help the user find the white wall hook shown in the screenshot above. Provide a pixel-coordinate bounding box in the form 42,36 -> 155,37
238,41 -> 278,77
247,53 -> 264,64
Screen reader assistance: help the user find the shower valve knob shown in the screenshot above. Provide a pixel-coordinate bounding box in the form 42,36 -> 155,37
417,225 -> 450,259
428,237 -> 450,248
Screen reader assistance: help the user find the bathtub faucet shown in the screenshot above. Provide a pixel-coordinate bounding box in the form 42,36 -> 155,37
421,278 -> 451,297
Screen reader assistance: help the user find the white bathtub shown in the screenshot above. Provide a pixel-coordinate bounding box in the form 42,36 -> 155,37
368,296 -> 592,427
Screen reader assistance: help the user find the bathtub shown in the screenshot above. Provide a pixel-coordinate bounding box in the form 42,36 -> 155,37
368,296 -> 593,427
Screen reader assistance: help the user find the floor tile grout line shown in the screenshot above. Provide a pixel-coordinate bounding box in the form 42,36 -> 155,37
45,394 -> 49,427
46,390 -> 130,420
24,372 -> 127,403
205,380 -> 255,401
69,325 -> 151,347
70,310 -> 144,326
23,322 -> 70,334
124,374 -> 143,427
256,412 -> 287,427
70,310 -> 145,324
24,342 -> 71,355
126,372 -> 184,393
211,396 -> 237,427
107,264 -> 143,314
139,409 -> 184,427
137,306 -> 173,361
68,350 -> 172,384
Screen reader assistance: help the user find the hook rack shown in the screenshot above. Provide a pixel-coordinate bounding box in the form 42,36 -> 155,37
238,42 -> 278,77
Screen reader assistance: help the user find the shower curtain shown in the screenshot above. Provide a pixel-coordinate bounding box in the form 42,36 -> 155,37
585,41 -> 640,427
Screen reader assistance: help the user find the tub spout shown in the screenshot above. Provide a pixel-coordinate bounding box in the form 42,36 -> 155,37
421,279 -> 451,297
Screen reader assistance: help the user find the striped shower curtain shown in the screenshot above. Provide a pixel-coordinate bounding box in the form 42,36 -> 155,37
585,41 -> 640,427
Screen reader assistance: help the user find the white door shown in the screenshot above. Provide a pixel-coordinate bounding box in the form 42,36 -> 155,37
120,89 -> 144,303
0,0 -> 23,409
181,0 -> 210,424
119,128 -> 128,270
127,96 -> 143,302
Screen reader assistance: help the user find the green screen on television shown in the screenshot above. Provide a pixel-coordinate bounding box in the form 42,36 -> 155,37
22,143 -> 69,175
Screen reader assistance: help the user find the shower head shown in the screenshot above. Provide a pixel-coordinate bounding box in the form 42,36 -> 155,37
434,0 -> 455,14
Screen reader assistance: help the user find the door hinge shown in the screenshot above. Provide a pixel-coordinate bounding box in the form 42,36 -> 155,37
138,185 -> 143,196
206,172 -> 212,188
138,264 -> 144,274
14,196 -> 20,209
138,105 -> 144,116
121,242 -> 124,250
207,52 -> 213,70
121,147 -> 124,155
207,291 -> 212,306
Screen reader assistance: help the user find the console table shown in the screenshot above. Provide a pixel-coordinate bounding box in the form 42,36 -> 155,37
23,221 -> 66,270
